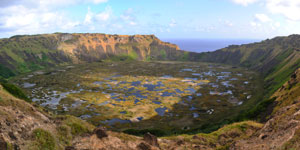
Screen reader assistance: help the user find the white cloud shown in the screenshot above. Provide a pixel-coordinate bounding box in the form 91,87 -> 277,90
266,0 -> 300,21
274,22 -> 280,27
120,8 -> 138,26
129,21 -> 137,26
84,6 -> 112,25
231,0 -> 260,6
92,0 -> 108,4
84,7 -> 93,24
95,6 -> 112,21
255,13 -> 272,22
0,0 -> 110,37
169,19 -> 177,27
250,21 -> 261,27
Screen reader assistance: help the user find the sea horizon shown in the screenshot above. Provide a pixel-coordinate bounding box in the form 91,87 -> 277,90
161,38 -> 262,53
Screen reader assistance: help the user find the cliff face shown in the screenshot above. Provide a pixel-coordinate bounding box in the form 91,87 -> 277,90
0,33 -> 180,78
57,33 -> 180,62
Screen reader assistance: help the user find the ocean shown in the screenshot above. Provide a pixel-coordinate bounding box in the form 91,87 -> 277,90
161,39 -> 261,53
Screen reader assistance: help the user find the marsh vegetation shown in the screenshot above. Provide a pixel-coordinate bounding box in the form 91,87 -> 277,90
13,61 -> 263,135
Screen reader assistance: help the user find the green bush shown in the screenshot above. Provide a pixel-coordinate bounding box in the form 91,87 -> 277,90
32,128 -> 56,150
57,125 -> 72,145
1,82 -> 31,102
124,128 -> 166,137
0,64 -> 15,78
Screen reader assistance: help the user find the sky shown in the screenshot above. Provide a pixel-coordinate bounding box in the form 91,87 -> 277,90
0,0 -> 300,39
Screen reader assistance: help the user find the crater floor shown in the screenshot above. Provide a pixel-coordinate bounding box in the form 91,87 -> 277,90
13,61 -> 263,133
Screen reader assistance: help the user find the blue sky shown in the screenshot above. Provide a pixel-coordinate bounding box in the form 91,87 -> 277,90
0,0 -> 300,39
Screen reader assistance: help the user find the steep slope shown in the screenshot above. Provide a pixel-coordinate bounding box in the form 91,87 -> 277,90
0,84 -> 95,150
0,33 -> 181,78
0,84 -> 161,150
199,35 -> 300,97
232,68 -> 300,149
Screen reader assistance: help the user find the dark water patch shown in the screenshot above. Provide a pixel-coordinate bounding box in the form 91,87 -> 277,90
120,111 -> 127,114
209,83 -> 219,88
155,107 -> 168,116
23,83 -> 36,88
137,117 -> 144,121
186,96 -> 193,101
129,91 -> 147,99
98,101 -> 109,106
152,101 -> 161,104
127,87 -> 135,92
101,118 -> 131,126
184,77 -> 198,81
143,84 -> 163,91
192,73 -> 201,76
175,89 -> 184,93
185,88 -> 196,94
161,91 -> 176,97
193,113 -> 199,118
180,69 -> 194,72
190,106 -> 197,111
221,81 -> 232,87
134,99 -> 140,104
161,75 -> 173,79
131,81 -> 141,86
196,93 -> 202,96
80,114 -> 92,119
204,71 -> 214,76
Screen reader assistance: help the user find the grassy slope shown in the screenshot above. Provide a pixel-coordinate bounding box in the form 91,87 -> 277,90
198,35 -> 300,120
0,84 -> 95,150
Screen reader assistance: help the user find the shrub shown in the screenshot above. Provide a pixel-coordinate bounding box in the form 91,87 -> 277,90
124,128 -> 166,137
32,128 -> 56,150
1,82 -> 31,102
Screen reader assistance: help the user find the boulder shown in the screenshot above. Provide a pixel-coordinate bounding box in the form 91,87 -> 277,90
143,132 -> 160,148
137,142 -> 151,150
93,127 -> 108,139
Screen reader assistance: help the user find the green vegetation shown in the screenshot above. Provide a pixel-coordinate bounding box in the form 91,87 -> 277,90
57,125 -> 72,145
160,50 -> 167,59
163,121 -> 263,149
0,64 -> 15,78
32,128 -> 56,150
0,82 -> 31,102
124,128 -> 166,137
61,115 -> 94,136
235,97 -> 276,121
180,51 -> 189,61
